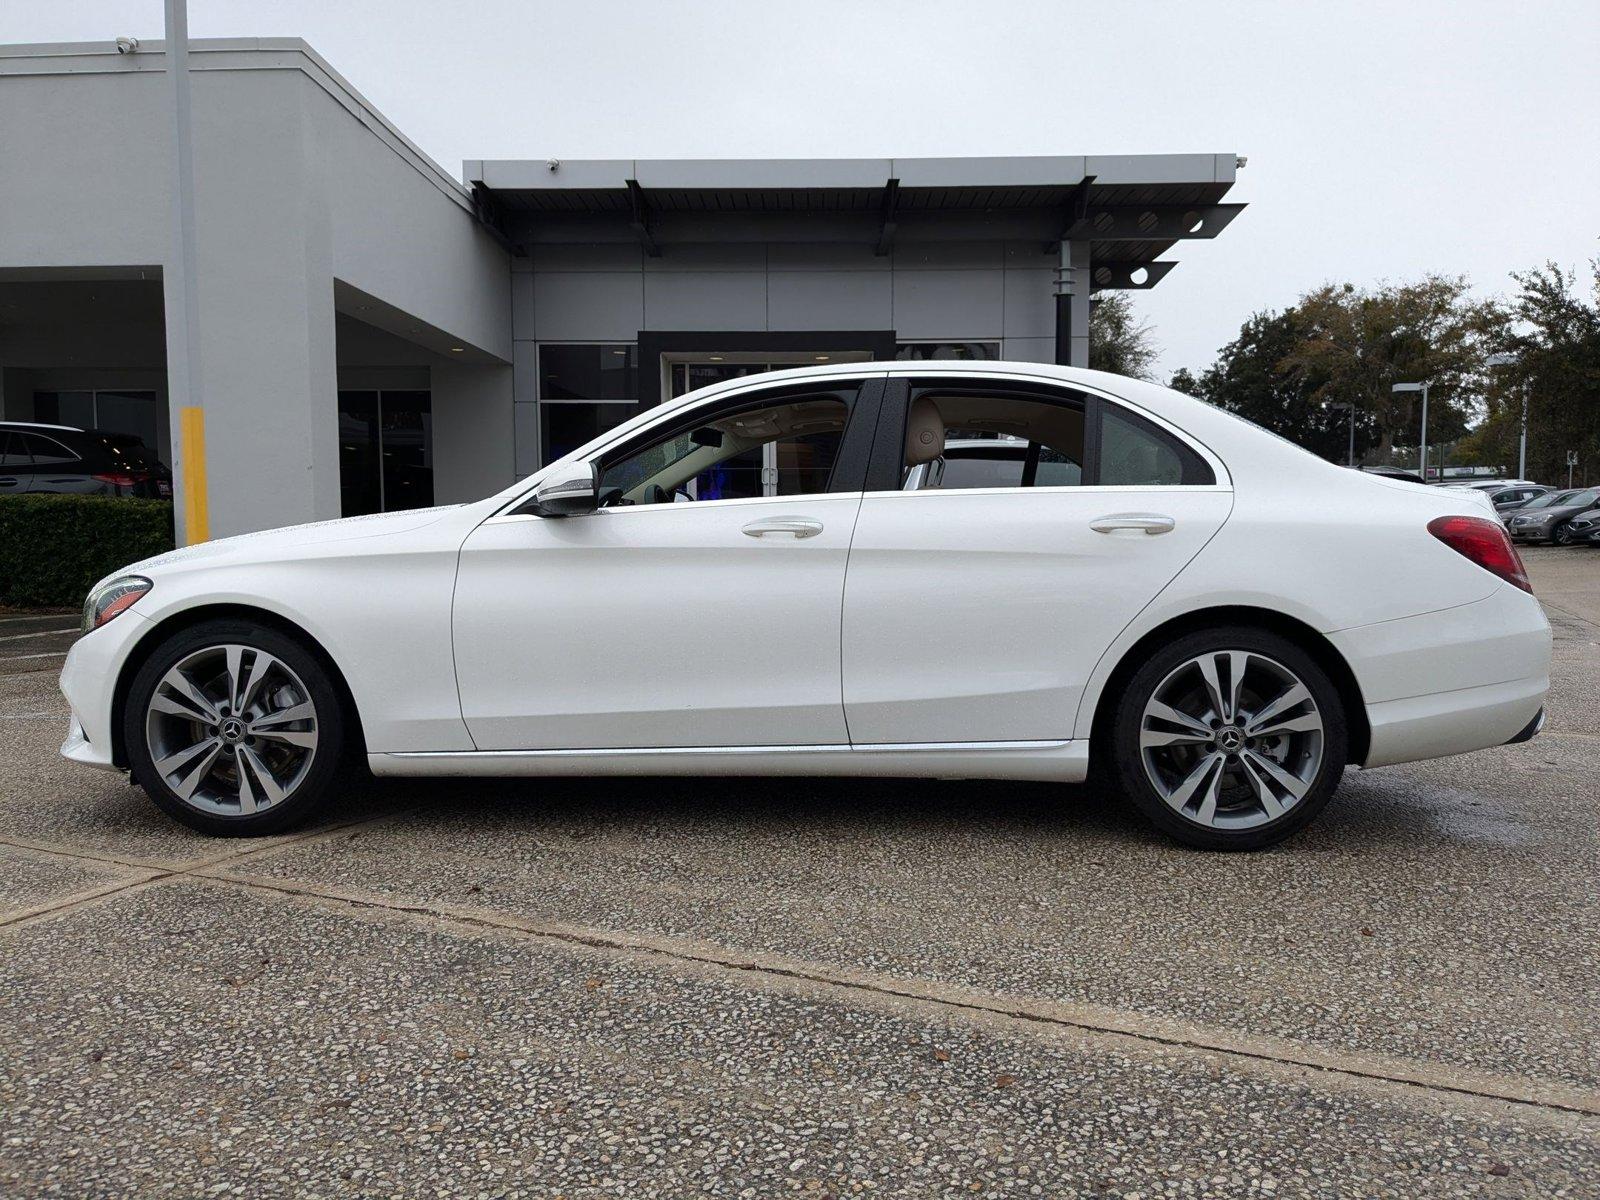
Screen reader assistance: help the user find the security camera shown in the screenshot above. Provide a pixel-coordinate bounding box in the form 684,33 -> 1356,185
115,36 -> 140,54
546,159 -> 560,173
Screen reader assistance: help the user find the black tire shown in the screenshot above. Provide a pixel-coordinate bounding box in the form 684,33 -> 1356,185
123,619 -> 346,836
1552,522 -> 1573,546
1108,626 -> 1348,851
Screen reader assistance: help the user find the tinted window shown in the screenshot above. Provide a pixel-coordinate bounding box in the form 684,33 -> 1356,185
20,434 -> 78,465
895,342 -> 1000,362
542,403 -> 637,463
541,345 -> 638,401
1099,406 -> 1189,486
0,433 -> 31,468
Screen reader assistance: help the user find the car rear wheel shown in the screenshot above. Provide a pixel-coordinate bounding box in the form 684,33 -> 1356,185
1109,627 -> 1348,851
124,619 -> 345,836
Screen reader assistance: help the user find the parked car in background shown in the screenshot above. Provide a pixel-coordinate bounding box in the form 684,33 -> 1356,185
1485,484 -> 1552,513
1564,510 -> 1600,546
1359,465 -> 1428,485
0,422 -> 172,499
903,436 -> 1082,490
1444,479 -> 1540,492
1504,488 -> 1600,545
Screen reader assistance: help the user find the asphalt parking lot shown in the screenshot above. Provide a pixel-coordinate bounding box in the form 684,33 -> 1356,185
2,547 -> 1597,1198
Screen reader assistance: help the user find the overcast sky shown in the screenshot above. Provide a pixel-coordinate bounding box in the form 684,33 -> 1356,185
13,1 -> 1599,375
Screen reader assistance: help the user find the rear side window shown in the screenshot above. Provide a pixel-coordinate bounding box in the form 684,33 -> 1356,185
889,380 -> 1216,491
0,433 -> 31,468
1099,404 -> 1211,486
20,434 -> 78,465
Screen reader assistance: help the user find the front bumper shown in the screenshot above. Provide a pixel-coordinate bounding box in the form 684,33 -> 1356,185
58,610 -> 152,773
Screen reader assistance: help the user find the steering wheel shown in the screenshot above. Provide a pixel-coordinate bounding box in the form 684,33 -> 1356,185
642,483 -> 672,506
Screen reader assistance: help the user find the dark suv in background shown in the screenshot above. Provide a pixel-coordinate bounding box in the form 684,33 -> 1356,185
0,422 -> 172,499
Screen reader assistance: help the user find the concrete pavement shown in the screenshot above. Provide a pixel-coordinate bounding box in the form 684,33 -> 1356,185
2,549 -> 1597,1196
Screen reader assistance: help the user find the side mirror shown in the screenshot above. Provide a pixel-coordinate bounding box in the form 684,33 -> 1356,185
522,460 -> 599,517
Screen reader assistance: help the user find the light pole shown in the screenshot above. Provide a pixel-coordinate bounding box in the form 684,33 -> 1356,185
1486,352 -> 1528,480
1392,381 -> 1430,480
1331,402 -> 1357,466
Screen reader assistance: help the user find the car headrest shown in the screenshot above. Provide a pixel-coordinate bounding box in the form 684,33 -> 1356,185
904,398 -> 945,467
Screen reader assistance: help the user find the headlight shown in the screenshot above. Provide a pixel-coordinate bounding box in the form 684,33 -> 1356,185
82,576 -> 152,632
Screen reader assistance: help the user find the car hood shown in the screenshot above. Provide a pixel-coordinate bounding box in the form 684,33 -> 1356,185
112,505 -> 466,581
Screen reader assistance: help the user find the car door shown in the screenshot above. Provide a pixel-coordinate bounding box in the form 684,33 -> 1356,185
19,432 -> 93,493
451,375 -> 883,751
841,376 -> 1232,746
0,434 -> 32,495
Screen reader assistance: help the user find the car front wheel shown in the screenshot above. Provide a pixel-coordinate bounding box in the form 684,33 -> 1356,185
1110,627 -> 1348,851
1552,521 -> 1575,546
124,619 -> 345,836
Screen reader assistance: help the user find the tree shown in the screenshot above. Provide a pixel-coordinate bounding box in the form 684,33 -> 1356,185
1281,275 -> 1497,460
1167,367 -> 1202,397
1461,261 -> 1600,484
1089,293 -> 1158,380
1192,308 -> 1380,464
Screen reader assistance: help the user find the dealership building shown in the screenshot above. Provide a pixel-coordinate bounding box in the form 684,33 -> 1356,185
0,39 -> 1244,540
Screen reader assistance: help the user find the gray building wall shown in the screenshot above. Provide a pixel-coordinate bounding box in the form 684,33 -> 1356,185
0,40 -> 513,537
507,235 -> 1060,477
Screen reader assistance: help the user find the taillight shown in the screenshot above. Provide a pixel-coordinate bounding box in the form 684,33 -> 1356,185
92,472 -> 143,488
1427,515 -> 1532,593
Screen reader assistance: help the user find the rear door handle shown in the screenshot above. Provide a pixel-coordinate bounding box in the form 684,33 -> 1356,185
1090,512 -> 1176,535
742,517 -> 824,539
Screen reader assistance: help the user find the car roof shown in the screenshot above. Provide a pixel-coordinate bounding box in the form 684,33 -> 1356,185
0,420 -> 83,433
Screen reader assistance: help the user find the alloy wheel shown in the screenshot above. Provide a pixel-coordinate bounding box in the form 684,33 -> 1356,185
1138,650 -> 1324,830
144,643 -> 319,816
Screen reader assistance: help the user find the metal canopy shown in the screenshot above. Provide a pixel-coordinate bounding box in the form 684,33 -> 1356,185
467,154 -> 1244,291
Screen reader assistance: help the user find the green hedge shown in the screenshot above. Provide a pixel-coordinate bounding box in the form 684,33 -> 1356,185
0,495 -> 175,608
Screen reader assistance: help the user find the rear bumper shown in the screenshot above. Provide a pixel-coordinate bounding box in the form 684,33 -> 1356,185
1505,707 -> 1545,745
1361,674 -> 1548,768
1329,585 -> 1552,769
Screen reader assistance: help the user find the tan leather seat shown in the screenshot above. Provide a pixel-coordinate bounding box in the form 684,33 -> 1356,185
904,397 -> 945,466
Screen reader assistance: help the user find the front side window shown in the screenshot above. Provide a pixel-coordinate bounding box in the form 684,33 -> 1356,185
598,392 -> 851,507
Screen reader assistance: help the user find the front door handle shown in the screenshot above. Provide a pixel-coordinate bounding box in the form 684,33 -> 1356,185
742,516 -> 824,539
1090,512 -> 1176,536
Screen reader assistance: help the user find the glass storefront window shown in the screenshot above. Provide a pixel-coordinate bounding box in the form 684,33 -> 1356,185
540,402 -> 638,465
33,390 -> 159,452
338,389 -> 433,516
540,344 -> 638,401
894,342 -> 1000,361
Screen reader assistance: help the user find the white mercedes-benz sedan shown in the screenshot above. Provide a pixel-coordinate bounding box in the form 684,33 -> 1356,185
59,362 -> 1551,850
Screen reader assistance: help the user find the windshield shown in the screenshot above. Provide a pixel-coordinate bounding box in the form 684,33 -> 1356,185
1522,490 -> 1573,510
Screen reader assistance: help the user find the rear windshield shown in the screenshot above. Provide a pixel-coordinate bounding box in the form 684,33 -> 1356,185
96,436 -> 160,468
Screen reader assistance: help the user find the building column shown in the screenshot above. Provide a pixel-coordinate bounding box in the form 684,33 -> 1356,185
166,78 -> 341,540
1053,240 -> 1091,368
432,361 -> 515,503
